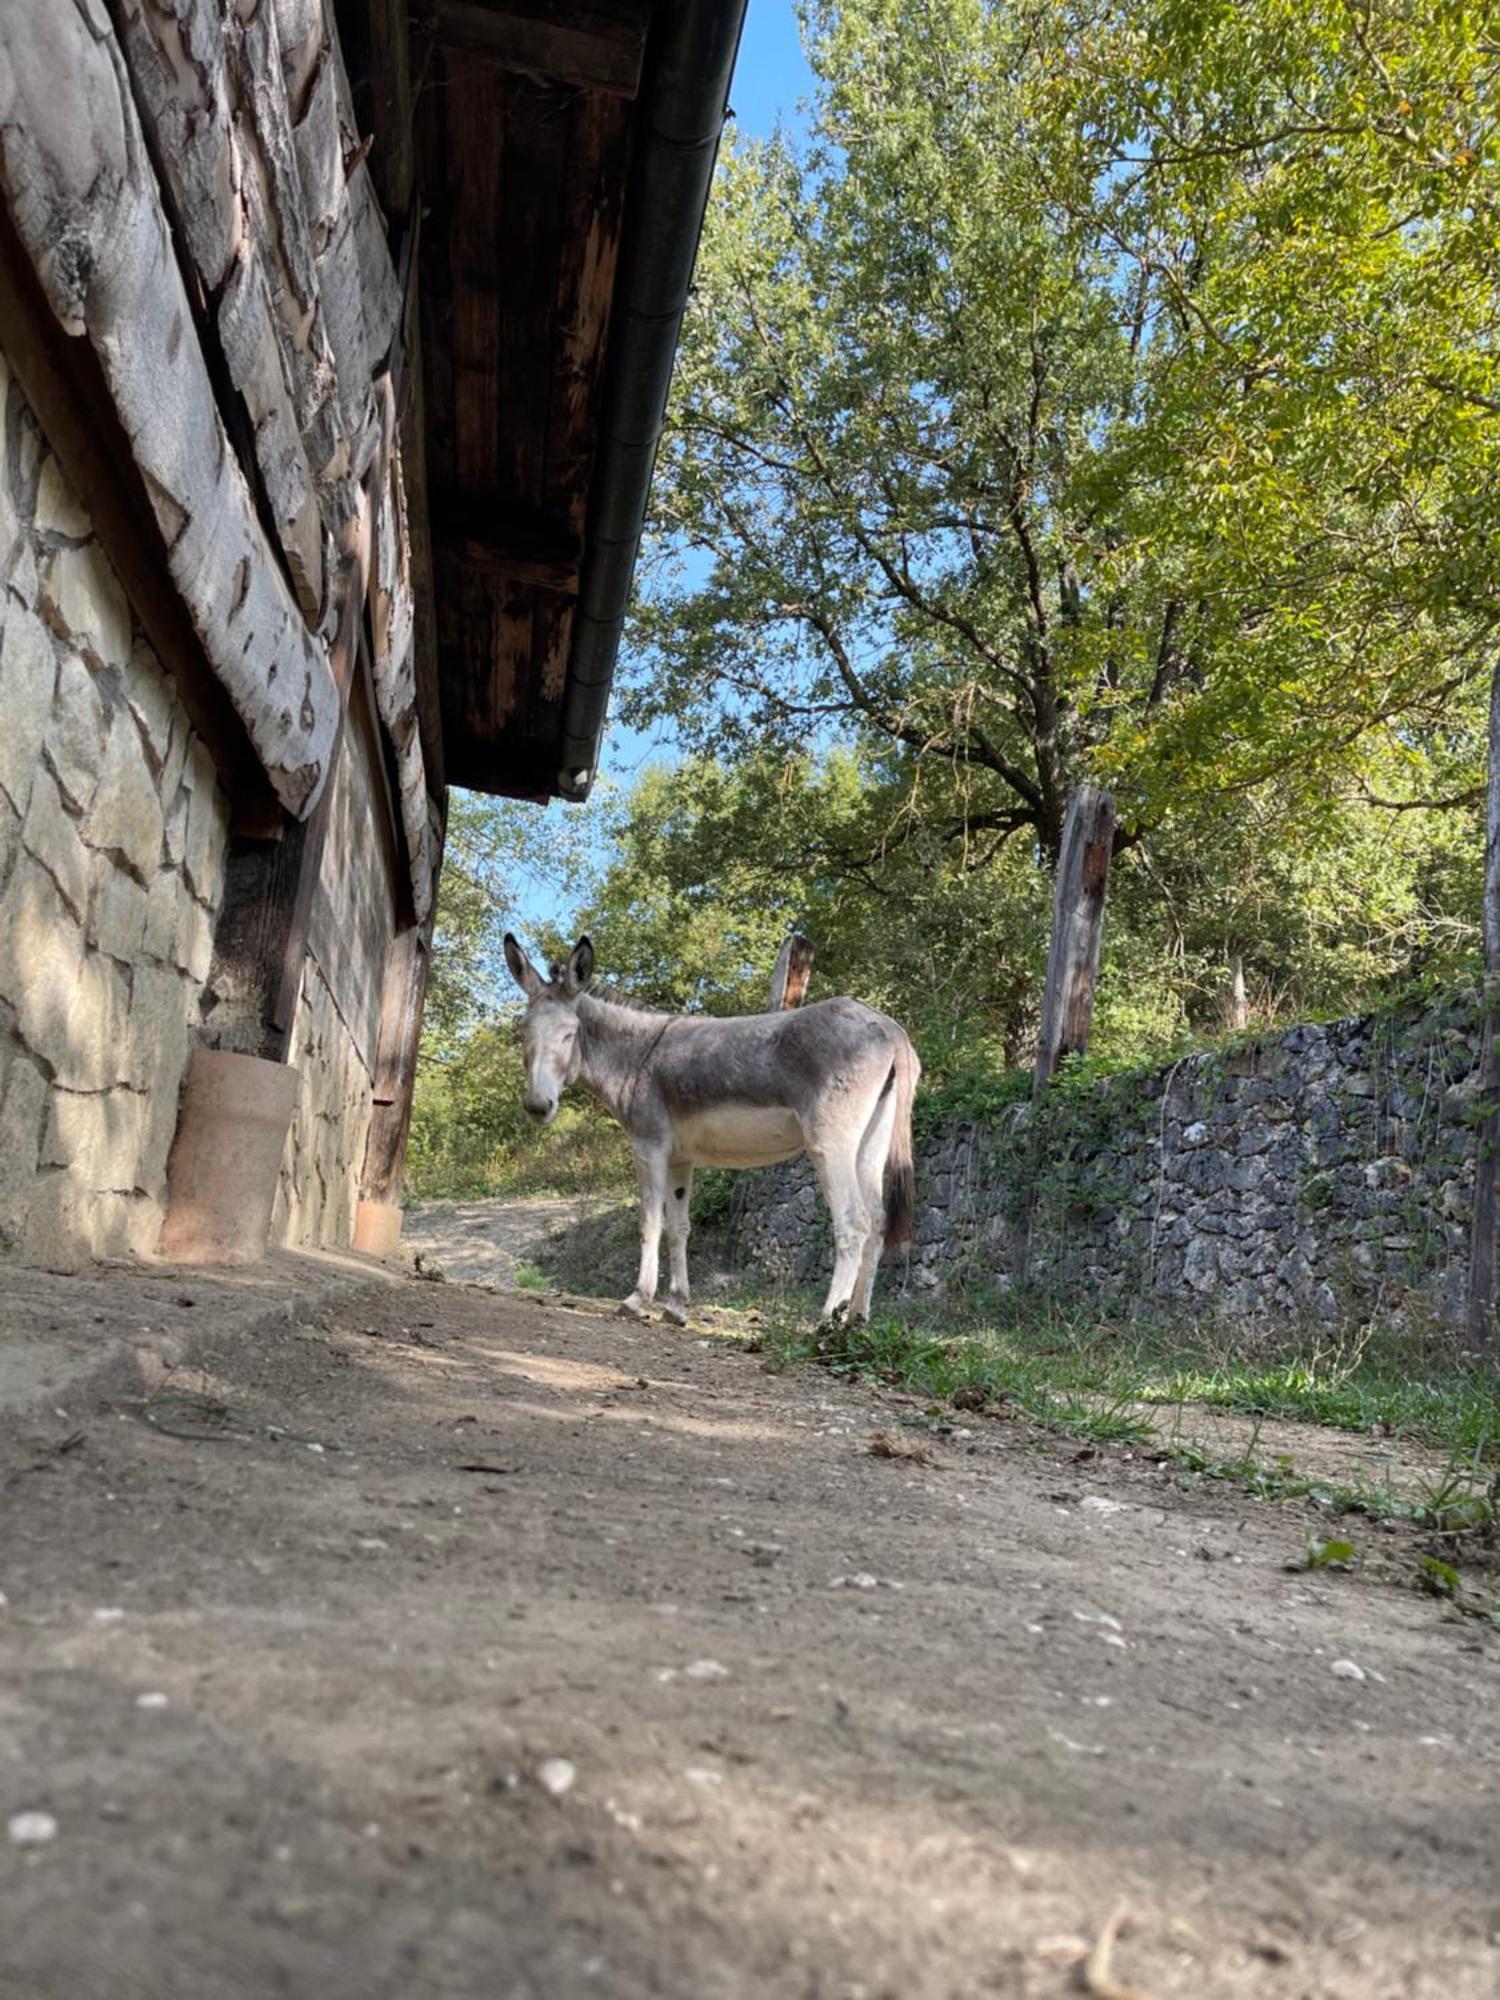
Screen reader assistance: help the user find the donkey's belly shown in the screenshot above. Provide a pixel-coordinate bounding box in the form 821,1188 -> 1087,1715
672,1105 -> 804,1168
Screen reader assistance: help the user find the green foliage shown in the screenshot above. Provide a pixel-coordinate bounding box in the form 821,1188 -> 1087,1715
407,1017 -> 631,1201
602,0 -> 1489,1071
413,0 -> 1497,1195
1291,1535 -> 1361,1573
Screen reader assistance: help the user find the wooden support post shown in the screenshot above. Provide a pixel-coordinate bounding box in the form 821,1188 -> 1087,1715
1227,954 -> 1249,1032
197,547 -> 371,1064
768,933 -> 814,1012
353,904 -> 440,1257
160,496 -> 377,1261
1033,786 -> 1115,1100
1466,657 -> 1500,1346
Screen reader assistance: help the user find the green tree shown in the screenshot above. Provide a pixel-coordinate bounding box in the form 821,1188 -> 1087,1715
623,0 -> 1491,923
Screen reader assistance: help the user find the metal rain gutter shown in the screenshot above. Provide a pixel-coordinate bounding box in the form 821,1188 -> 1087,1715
554,0 -> 748,801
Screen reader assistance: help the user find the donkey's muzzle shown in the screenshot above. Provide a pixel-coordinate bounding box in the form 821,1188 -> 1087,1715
523,1094 -> 556,1124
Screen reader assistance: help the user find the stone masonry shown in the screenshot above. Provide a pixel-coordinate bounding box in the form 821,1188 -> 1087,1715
0,342 -> 229,1266
729,996 -> 1483,1323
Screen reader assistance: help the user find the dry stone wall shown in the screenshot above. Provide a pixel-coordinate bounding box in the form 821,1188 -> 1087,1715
0,343 -> 229,1267
272,703 -> 398,1250
729,996 -> 1483,1324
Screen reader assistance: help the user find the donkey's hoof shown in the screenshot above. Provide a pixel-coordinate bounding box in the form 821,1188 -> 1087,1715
617,1296 -> 651,1322
661,1301 -> 690,1328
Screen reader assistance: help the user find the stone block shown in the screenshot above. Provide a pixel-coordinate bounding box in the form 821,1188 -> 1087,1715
43,1087 -> 146,1191
162,782 -> 189,866
62,953 -> 133,1092
0,603 -> 55,817
0,794 -> 18,894
34,451 -> 92,541
178,894 -> 214,983
88,854 -> 148,961
123,640 -> 179,773
22,764 -> 90,921
0,1046 -> 48,1209
46,646 -> 108,812
123,963 -> 193,1099
182,749 -> 226,908
39,539 -> 132,673
143,869 -> 178,961
85,708 -> 165,881
21,1175 -> 137,1269
0,854 -> 84,1063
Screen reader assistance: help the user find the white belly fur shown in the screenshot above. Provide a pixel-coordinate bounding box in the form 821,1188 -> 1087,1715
672,1105 -> 804,1167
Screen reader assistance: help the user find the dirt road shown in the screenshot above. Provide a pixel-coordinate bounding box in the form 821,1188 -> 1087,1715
2,1271 -> 1495,1998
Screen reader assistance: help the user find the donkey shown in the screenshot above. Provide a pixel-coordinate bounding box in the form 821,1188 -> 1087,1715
503,935 -> 920,1327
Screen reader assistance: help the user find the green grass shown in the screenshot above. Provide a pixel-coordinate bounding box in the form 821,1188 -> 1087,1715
731,1281 -> 1500,1472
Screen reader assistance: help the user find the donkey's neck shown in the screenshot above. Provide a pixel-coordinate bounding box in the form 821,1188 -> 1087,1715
575,993 -> 673,1126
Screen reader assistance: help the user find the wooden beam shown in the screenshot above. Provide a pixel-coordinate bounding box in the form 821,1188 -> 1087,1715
360,901 -> 439,1205
1033,786 -> 1115,1099
768,934 -> 814,1012
432,492 -> 583,591
447,540 -> 581,595
431,0 -> 648,98
200,493 -> 377,1062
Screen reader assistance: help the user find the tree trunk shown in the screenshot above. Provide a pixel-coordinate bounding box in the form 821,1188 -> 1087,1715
1033,786 -> 1115,1099
1465,657 -> 1500,1346
768,933 -> 814,1011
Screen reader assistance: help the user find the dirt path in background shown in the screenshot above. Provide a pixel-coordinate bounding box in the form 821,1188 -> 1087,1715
402,1196 -> 587,1286
2,1273 -> 1496,1999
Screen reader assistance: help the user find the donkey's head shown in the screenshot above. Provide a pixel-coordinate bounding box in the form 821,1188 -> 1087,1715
503,934 -> 595,1124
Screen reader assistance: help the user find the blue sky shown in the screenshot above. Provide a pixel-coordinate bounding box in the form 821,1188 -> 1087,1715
500,2 -> 817,937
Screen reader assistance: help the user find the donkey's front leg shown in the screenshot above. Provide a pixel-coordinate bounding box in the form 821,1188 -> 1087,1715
660,1163 -> 693,1326
621,1145 -> 668,1319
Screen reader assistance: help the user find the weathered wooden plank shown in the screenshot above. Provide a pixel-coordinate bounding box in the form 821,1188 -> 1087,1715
0,2 -> 341,814
432,0 -> 648,99
497,73 -> 571,511
544,88 -> 631,538
1033,785 -> 1116,1098
445,60 -> 505,498
120,0 -> 328,620
202,473 -> 378,1057
768,935 -> 815,1012
228,0 -> 362,533
116,0 -> 239,290
358,901 -> 441,1214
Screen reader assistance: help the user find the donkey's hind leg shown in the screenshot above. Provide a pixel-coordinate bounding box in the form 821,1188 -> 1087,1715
807,1131 -> 877,1327
661,1163 -> 693,1326
850,1078 -> 898,1325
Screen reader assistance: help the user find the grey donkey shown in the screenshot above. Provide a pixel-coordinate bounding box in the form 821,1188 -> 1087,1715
503,935 -> 920,1326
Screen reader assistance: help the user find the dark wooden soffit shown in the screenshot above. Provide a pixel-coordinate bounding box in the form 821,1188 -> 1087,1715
341,0 -> 740,804
414,2 -> 639,798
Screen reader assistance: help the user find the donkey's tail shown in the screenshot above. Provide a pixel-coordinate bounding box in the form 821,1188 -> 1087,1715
883,1036 -> 921,1257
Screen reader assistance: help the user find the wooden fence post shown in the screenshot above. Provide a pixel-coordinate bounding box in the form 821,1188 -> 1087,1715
768,933 -> 814,1011
1033,786 -> 1116,1100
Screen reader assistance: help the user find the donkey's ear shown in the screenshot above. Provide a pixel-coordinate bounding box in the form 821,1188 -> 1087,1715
562,936 -> 595,997
503,933 -> 543,999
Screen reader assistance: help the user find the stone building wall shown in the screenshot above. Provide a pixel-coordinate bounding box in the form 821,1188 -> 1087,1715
272,698 -> 399,1250
0,343 -> 229,1267
729,995 -> 1482,1323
